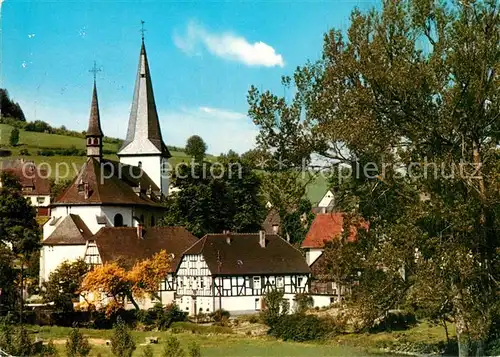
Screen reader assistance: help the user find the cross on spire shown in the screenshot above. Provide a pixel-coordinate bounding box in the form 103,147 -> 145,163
140,20 -> 147,41
89,61 -> 101,83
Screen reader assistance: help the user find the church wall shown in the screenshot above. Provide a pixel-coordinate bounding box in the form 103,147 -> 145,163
40,244 -> 87,282
101,206 -> 134,227
48,206 -> 104,235
119,156 -> 167,196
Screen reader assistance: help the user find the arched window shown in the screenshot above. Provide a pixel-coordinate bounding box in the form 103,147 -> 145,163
138,161 -> 142,168
151,216 -> 155,227
87,138 -> 92,145
114,213 -> 123,227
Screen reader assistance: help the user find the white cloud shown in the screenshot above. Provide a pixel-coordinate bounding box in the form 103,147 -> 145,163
174,21 -> 285,68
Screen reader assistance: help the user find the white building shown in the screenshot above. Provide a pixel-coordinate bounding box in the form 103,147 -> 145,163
40,38 -> 174,283
317,189 -> 335,211
0,159 -> 51,216
174,232 -> 311,316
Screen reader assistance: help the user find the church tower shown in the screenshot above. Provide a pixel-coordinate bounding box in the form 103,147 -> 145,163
117,37 -> 171,196
86,76 -> 103,160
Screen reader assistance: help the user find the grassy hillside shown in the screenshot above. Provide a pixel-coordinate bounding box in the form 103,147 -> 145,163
0,123 -> 195,178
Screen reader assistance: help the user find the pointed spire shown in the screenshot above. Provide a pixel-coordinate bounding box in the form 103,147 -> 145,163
86,66 -> 104,160
117,38 -> 170,158
87,81 -> 103,137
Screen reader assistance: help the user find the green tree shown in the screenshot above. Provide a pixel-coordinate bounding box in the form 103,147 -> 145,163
162,335 -> 184,357
185,135 -> 207,163
248,1 -> 500,355
187,341 -> 201,357
9,128 -> 19,146
141,345 -> 154,357
110,317 -> 136,357
162,160 -> 265,237
42,259 -> 89,312
261,289 -> 290,328
0,171 -> 41,256
65,326 -> 91,357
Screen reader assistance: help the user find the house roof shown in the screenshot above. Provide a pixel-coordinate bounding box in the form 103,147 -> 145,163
91,226 -> 198,271
42,214 -> 93,245
53,157 -> 164,207
0,160 -> 50,196
117,41 -> 170,158
183,233 -> 310,276
301,213 -> 367,249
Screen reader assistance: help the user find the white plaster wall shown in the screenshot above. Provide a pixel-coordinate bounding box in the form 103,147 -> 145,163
306,248 -> 323,265
48,206 -> 104,235
101,206 -> 134,228
311,294 -> 334,308
40,244 -> 87,282
318,190 -> 334,208
119,156 -> 167,196
26,195 -> 51,207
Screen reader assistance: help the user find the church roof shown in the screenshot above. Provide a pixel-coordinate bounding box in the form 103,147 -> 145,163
53,157 -> 164,207
91,226 -> 198,271
182,233 -> 310,276
42,214 -> 92,245
86,81 -> 103,137
117,41 -> 170,158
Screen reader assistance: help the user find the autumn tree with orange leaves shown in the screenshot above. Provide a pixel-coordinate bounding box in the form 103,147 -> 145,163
79,250 -> 171,314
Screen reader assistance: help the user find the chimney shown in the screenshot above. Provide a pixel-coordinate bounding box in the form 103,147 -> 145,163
259,230 -> 266,248
321,206 -> 326,214
137,223 -> 144,239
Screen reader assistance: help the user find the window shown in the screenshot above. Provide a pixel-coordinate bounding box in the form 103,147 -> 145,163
200,279 -> 205,289
255,298 -> 260,310
276,277 -> 284,288
36,197 -> 45,204
190,255 -> 197,262
138,161 -> 142,168
114,214 -> 123,227
87,138 -> 92,145
297,277 -> 303,287
253,276 -> 261,289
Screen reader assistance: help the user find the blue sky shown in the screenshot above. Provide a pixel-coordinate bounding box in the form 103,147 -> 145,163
0,0 -> 376,154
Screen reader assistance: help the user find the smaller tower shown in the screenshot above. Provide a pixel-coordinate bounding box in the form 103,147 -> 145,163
86,62 -> 104,160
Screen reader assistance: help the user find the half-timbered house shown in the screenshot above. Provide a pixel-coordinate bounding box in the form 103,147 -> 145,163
83,226 -> 197,309
174,231 -> 311,316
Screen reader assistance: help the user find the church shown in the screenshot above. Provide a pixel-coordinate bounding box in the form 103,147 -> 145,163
39,38 -> 180,283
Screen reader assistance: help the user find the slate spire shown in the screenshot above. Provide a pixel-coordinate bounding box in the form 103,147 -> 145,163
117,39 -> 171,158
86,78 -> 103,160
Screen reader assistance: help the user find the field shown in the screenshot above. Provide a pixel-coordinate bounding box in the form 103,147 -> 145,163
32,325 -> 378,357
0,123 -> 200,178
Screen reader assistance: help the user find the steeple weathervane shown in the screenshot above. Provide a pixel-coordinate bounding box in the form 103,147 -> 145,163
140,20 -> 147,42
89,61 -> 101,83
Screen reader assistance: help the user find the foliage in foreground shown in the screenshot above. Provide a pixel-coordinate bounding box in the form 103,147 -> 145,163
110,317 -> 136,357
163,335 -> 184,357
66,326 -> 91,357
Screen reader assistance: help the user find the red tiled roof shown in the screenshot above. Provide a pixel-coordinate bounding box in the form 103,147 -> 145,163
301,213 -> 367,249
92,226 -> 198,271
183,233 -> 310,276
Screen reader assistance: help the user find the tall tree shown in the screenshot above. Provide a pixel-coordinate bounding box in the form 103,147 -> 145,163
9,128 -> 19,147
248,0 -> 500,355
162,159 -> 266,237
185,135 -> 208,162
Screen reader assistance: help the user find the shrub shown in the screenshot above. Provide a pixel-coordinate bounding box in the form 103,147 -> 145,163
370,310 -> 417,332
9,128 -> 19,146
19,148 -> 30,155
163,335 -> 184,357
294,293 -> 314,313
188,341 -> 201,357
0,149 -> 12,157
210,309 -> 230,325
261,289 -> 290,328
270,314 -> 328,342
142,345 -> 154,357
66,326 -> 91,357
111,317 -> 136,357
40,340 -> 59,356
153,303 -> 188,330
